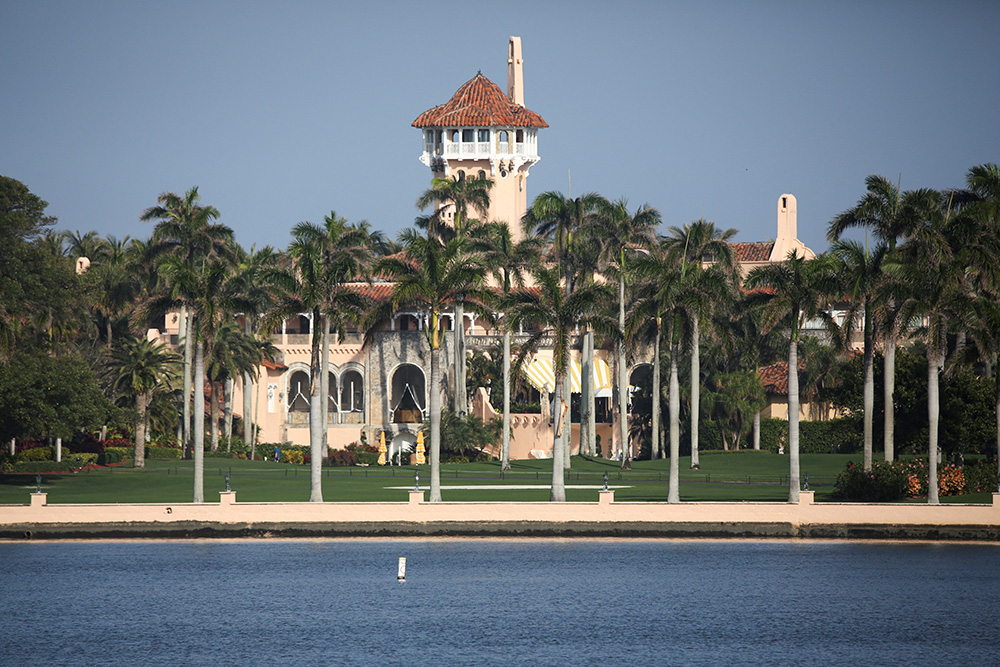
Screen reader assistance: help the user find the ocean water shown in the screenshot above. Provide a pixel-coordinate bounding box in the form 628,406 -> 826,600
1,539 -> 997,666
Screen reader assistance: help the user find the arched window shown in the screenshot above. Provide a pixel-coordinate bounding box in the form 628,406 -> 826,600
398,314 -> 419,331
287,370 -> 311,414
477,170 -> 486,180
456,170 -> 466,182
390,364 -> 426,424
340,369 -> 364,423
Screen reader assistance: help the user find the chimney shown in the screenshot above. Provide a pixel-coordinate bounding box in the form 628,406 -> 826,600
507,36 -> 524,106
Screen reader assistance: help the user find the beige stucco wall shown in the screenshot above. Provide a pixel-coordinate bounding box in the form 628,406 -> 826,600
3,492 -> 998,538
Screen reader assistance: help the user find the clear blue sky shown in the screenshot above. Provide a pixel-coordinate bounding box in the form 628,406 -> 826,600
3,1 -> 998,254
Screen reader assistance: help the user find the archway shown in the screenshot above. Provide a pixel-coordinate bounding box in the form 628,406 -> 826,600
390,364 -> 426,424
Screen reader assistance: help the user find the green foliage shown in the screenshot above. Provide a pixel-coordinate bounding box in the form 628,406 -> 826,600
15,446 -> 55,462
962,460 -> 998,494
424,409 -> 501,460
758,418 -> 787,453
327,449 -> 357,466
799,418 -> 862,454
99,447 -> 130,465
145,445 -> 181,460
832,460 -> 910,501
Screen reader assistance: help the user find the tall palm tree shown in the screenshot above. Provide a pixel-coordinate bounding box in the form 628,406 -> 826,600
141,187 -> 232,457
269,217 -> 373,502
368,231 -> 490,502
828,176 -> 937,461
107,336 -> 180,467
476,221 -> 541,471
593,199 -> 659,468
416,176 -> 494,416
664,219 -> 739,469
832,240 -> 888,471
745,251 -> 839,503
507,267 -> 617,501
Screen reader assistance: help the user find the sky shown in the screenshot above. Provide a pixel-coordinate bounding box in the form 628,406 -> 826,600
3,1 -> 999,255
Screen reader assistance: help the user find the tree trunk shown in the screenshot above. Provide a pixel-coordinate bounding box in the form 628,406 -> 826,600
309,312 -> 324,502
788,336 -> 800,504
651,318 -> 661,460
429,342 -> 443,502
501,329 -> 512,471
182,307 -> 193,458
884,329 -> 896,462
690,314 -> 700,469
618,275 -> 629,469
862,306 -> 874,471
134,393 -> 147,468
193,338 -> 205,503
927,341 -> 941,505
454,303 -> 466,414
243,317 -> 253,451
668,340 -> 680,503
321,316 -> 330,455
551,366 -> 566,502
224,376 -> 234,452
210,381 -> 220,452
563,354 -> 572,468
753,411 -> 761,450
995,355 -> 1000,489
581,329 -> 593,458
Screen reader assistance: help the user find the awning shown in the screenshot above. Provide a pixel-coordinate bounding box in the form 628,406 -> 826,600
523,359 -> 612,396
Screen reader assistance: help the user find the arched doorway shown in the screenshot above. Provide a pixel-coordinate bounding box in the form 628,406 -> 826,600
287,369 -> 311,425
390,432 -> 417,465
390,364 -> 426,424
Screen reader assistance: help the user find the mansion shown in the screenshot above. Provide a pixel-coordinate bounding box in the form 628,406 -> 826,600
154,38 -> 817,460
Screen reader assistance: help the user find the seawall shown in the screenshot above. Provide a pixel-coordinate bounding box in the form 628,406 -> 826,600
2,490 -> 999,541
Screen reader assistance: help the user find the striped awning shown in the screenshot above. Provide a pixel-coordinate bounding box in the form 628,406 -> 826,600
523,359 -> 612,396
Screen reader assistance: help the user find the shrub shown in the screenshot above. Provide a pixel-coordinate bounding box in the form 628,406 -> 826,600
328,449 -> 357,467
283,448 -> 304,465
145,444 -> 182,460
99,447 -> 130,465
15,446 -> 55,462
832,460 -> 910,502
963,460 -> 998,494
356,452 -> 379,466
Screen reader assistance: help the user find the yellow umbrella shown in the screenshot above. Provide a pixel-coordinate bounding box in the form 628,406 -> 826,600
377,431 -> 387,466
415,431 -> 426,465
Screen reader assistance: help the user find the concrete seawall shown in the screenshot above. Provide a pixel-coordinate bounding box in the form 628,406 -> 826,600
3,491 -> 999,540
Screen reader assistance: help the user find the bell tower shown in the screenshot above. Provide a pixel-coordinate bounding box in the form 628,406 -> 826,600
413,37 -> 548,241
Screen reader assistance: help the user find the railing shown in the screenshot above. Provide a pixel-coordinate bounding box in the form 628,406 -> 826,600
430,141 -> 536,160
466,333 -> 542,348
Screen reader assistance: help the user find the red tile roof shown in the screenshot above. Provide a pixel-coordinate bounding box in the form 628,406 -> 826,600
413,72 -> 548,128
732,241 -> 774,262
262,359 -> 288,371
758,360 -> 805,395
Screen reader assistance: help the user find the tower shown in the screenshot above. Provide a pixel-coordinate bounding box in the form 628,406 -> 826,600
412,36 -> 547,240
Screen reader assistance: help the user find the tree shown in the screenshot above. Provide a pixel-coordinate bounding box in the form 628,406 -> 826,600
832,239 -> 888,471
368,231 -> 489,502
141,187 -> 232,457
664,219 -> 739,469
592,199 -> 659,470
507,267 -> 617,501
828,176 -> 937,462
476,221 -> 541,471
745,251 -> 840,502
107,336 -> 180,466
269,216 -> 373,502
416,176 -> 494,415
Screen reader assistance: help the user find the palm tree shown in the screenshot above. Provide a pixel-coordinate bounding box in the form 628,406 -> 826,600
107,336 -> 180,467
631,245 -> 691,501
476,221 -> 541,471
745,251 -> 840,503
416,176 -> 494,416
269,217 -> 373,502
831,239 -> 888,471
507,267 -> 617,500
593,199 -> 659,469
828,176 -> 937,462
368,231 -> 490,502
141,187 -> 232,457
664,219 -> 739,469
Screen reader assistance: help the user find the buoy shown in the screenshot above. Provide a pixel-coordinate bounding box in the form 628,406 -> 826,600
397,557 -> 406,581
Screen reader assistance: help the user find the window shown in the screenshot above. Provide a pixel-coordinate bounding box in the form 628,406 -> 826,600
340,370 -> 364,413
477,170 -> 486,180
457,170 -> 466,182
288,371 -> 310,412
462,129 -> 474,142
477,129 -> 490,142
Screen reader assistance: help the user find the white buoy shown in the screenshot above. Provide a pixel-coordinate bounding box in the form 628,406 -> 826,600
397,557 -> 406,581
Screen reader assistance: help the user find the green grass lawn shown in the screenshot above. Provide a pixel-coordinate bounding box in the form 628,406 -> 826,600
0,451 -> 990,505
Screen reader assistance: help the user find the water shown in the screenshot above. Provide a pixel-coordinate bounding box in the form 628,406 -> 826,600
1,539 -> 997,666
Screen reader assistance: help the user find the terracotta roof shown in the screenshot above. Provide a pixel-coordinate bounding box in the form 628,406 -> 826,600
731,241 -> 774,263
351,283 -> 394,302
262,359 -> 288,371
758,360 -> 805,395
413,72 -> 548,128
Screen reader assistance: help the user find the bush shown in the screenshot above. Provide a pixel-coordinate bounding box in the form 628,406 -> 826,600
99,447 -> 130,465
800,418 -> 862,454
356,452 -> 379,466
963,460 -> 998,494
832,460 -> 910,501
145,444 -> 182,460
328,449 -> 357,467
15,446 -> 55,462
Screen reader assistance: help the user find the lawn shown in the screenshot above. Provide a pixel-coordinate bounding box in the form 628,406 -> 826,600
0,451 -> 989,505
